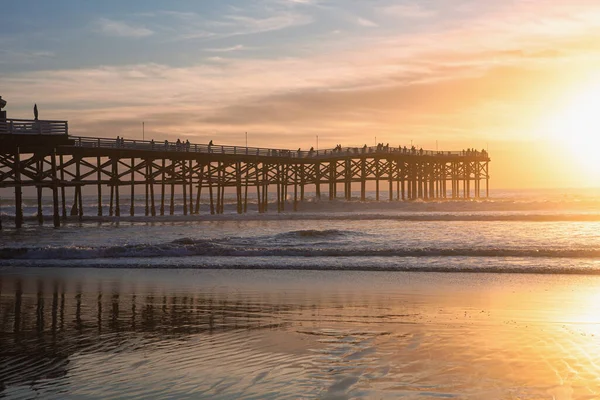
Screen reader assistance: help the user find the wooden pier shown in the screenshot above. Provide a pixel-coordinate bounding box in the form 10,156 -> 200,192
0,118 -> 490,228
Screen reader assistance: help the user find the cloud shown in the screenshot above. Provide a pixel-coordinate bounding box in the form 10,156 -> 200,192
205,45 -> 245,52
146,8 -> 312,42
0,49 -> 55,64
95,18 -> 153,38
356,17 -> 378,27
378,4 -> 435,19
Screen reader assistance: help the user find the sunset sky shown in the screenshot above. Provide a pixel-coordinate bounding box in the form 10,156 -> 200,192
4,0 -> 600,188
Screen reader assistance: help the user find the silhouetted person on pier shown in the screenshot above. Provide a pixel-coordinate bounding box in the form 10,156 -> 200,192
419,148 -> 423,155
116,136 -> 120,148
186,140 -> 190,151
151,139 -> 155,150
176,139 -> 181,151
33,104 -> 38,120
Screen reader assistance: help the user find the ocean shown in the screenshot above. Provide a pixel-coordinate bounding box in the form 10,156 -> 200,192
2,188 -> 600,398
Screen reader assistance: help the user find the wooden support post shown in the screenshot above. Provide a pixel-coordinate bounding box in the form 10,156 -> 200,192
182,160 -> 188,216
60,155 -> 67,220
345,159 -> 352,201
465,162 -> 469,199
95,156 -> 102,217
145,160 -> 150,216
188,160 -> 194,214
442,170 -> 448,199
435,164 -> 439,199
14,149 -> 23,228
109,180 -> 114,216
169,161 -> 175,215
256,164 -> 262,213
236,162 -> 243,214
315,162 -> 321,200
429,163 -> 434,200
276,164 -> 282,213
450,163 -> 453,199
113,157 -> 120,217
243,164 -> 249,213
361,158 -> 366,201
208,163 -> 215,215
412,163 -> 416,200
418,163 -> 423,199
215,162 -> 221,214
36,158 -> 43,225
149,160 -> 156,216
282,164 -> 288,210
396,160 -> 401,201
195,164 -> 203,214
51,149 -> 60,228
130,158 -> 135,216
330,162 -> 336,200
420,163 -> 425,200
401,166 -> 406,201
486,162 -> 489,198
71,157 -> 82,218
160,159 -> 166,216
263,163 -> 268,212
220,180 -> 225,214
406,163 -> 410,200
388,160 -> 393,201
375,159 -> 380,201
77,160 -> 83,220
294,165 -> 298,211
300,164 -> 305,202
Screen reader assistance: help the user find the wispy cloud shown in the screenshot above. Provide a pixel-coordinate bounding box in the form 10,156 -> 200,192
205,45 -> 246,52
0,49 -> 55,64
378,4 -> 435,19
356,17 -> 378,27
143,8 -> 312,42
95,18 -> 153,38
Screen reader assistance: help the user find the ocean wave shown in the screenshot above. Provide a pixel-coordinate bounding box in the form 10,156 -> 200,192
3,258 -> 600,275
7,213 -> 600,224
274,229 -> 360,239
3,242 -> 600,260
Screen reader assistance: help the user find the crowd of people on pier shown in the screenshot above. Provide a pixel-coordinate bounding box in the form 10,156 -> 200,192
113,136 -> 487,158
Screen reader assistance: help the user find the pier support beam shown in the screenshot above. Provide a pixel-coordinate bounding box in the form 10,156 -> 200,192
51,149 -> 60,228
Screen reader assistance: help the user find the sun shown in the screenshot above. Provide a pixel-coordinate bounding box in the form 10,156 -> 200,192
546,79 -> 600,178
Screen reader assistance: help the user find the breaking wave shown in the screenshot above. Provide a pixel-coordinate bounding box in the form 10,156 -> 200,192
2,239 -> 600,261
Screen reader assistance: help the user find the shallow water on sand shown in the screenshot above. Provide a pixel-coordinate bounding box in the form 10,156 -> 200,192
2,268 -> 600,399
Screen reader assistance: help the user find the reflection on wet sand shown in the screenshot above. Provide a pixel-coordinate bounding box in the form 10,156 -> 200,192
2,269 -> 600,399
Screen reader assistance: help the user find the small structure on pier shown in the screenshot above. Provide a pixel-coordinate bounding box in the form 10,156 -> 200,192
0,112 -> 490,229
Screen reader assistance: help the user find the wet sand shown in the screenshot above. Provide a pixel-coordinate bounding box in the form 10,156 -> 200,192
1,268 -> 600,399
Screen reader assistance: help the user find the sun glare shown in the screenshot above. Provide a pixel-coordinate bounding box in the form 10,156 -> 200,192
547,80 -> 600,178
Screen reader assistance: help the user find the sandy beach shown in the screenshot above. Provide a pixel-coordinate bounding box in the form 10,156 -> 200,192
2,267 -> 599,399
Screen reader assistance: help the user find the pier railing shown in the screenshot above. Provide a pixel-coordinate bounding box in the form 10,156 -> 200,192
0,119 -> 68,135
70,136 -> 486,159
